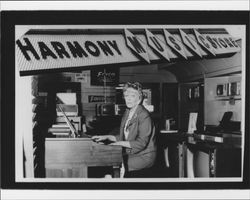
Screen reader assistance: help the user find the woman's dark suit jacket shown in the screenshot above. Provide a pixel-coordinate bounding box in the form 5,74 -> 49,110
116,105 -> 156,172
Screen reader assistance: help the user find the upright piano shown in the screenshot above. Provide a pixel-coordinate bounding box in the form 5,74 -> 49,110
45,138 -> 122,178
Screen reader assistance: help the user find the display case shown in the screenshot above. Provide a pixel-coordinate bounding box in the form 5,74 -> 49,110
178,82 -> 204,133
187,141 -> 241,177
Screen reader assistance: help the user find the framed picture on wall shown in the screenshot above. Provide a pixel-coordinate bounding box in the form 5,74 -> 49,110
216,84 -> 228,96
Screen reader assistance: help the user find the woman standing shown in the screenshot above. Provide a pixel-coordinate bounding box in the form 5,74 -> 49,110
92,82 -> 157,178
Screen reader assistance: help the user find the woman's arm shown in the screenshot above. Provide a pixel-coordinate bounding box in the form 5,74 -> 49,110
109,141 -> 131,148
126,113 -> 154,154
111,112 -> 154,153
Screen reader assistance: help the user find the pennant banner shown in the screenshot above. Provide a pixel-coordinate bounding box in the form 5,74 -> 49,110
145,29 -> 170,61
194,29 -> 216,56
124,29 -> 150,63
179,29 -> 202,58
163,29 -> 187,59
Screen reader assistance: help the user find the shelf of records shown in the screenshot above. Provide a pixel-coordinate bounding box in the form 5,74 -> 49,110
216,81 -> 241,99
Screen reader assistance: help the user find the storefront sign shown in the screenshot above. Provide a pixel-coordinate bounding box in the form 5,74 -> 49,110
179,29 -> 202,58
163,29 -> 187,59
16,28 -> 241,76
16,37 -> 123,61
16,34 -> 134,75
202,34 -> 240,55
124,29 -> 150,63
75,72 -> 88,83
194,29 -> 216,56
88,95 -> 115,103
91,67 -> 119,86
145,29 -> 170,61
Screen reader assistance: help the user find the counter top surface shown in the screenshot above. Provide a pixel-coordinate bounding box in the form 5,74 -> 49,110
159,130 -> 242,148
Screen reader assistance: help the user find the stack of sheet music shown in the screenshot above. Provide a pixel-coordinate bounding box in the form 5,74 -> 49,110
48,123 -> 71,137
48,93 -> 79,137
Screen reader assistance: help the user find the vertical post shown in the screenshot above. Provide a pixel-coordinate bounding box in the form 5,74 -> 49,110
16,73 -> 34,179
103,68 -> 107,104
178,142 -> 186,177
209,149 -> 216,177
186,145 -> 195,178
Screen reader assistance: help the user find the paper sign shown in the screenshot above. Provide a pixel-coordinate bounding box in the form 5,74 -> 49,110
188,112 -> 198,134
56,93 -> 76,104
75,72 -> 88,83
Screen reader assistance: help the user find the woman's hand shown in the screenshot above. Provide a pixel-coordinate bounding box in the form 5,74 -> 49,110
91,135 -> 117,143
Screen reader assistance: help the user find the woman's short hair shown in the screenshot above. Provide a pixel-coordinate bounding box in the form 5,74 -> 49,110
123,82 -> 143,100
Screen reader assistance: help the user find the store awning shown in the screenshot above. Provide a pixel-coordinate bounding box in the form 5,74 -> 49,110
16,28 -> 241,76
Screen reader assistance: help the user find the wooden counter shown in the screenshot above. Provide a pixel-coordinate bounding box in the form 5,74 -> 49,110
45,138 -> 122,178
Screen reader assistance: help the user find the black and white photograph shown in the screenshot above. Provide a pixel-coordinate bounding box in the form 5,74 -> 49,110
14,24 -> 245,181
1,1 -> 250,200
